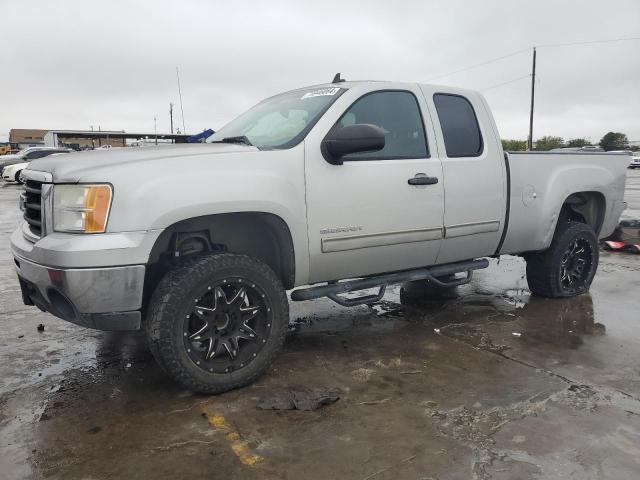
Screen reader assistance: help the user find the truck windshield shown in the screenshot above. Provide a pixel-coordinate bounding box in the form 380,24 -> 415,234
207,86 -> 345,149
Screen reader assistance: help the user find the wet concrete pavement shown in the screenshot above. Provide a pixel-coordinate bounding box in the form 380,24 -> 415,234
1,170 -> 640,479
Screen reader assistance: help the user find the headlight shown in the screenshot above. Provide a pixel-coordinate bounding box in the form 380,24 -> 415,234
53,184 -> 112,233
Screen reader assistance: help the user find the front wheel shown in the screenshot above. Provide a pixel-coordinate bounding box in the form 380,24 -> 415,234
525,221 -> 598,298
14,170 -> 23,184
146,253 -> 289,394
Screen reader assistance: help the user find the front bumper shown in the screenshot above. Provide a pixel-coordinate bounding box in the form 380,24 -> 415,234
14,254 -> 145,331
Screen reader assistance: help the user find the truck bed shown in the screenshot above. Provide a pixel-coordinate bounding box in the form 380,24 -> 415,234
500,151 -> 628,254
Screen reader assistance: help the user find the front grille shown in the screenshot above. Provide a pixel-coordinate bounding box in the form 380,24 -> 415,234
22,180 -> 43,237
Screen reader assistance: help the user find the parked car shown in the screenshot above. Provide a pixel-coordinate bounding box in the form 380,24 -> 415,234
0,149 -> 73,183
0,147 -> 71,171
12,79 -> 628,394
1,161 -> 28,183
629,154 -> 640,169
2,152 -> 70,184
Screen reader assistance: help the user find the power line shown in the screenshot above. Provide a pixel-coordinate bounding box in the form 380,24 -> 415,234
426,48 -> 530,82
426,35 -> 640,83
480,74 -> 530,92
537,35 -> 640,48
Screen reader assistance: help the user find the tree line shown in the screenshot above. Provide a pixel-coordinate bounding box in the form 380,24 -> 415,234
502,132 -> 633,152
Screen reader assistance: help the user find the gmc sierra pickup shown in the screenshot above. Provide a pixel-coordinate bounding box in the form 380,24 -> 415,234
11,79 -> 628,393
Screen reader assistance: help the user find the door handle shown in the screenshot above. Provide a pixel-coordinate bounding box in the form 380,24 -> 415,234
408,173 -> 438,186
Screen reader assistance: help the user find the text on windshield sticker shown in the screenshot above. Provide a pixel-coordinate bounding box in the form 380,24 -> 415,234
301,87 -> 340,99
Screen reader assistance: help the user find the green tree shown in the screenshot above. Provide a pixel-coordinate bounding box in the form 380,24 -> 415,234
599,132 -> 628,151
567,138 -> 590,148
534,136 -> 565,151
501,139 -> 527,151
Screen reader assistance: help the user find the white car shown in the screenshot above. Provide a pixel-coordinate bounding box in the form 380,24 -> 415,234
2,152 -> 70,184
1,161 -> 28,183
629,154 -> 640,169
0,147 -> 71,171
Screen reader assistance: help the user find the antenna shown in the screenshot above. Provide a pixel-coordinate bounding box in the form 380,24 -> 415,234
332,73 -> 346,83
176,67 -> 186,134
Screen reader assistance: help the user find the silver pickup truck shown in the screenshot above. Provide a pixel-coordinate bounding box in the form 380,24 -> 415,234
11,80 -> 628,393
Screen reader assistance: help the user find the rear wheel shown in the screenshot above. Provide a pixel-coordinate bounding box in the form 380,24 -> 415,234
146,253 -> 289,394
526,221 -> 598,298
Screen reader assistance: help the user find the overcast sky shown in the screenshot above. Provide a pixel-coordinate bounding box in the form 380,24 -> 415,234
1,0 -> 639,143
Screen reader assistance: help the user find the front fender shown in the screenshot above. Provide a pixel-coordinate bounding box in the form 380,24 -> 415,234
104,146 -> 310,284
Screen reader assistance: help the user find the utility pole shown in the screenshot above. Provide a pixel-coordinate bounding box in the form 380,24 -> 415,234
169,102 -> 174,134
527,47 -> 537,151
154,116 -> 157,145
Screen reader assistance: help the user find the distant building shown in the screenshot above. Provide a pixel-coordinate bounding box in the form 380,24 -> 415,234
9,129 -> 47,148
44,130 -> 127,149
10,128 -> 126,149
8,128 -> 190,150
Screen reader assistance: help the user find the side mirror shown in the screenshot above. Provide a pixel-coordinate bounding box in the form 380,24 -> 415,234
322,123 -> 385,164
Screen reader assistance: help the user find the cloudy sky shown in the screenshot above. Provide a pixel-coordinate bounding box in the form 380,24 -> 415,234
1,0 -> 639,143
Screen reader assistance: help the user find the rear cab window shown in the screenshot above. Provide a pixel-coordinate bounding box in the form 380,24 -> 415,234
433,93 -> 483,158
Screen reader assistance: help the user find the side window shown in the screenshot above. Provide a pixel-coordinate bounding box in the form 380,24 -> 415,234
24,151 -> 44,159
337,91 -> 428,160
433,94 -> 483,157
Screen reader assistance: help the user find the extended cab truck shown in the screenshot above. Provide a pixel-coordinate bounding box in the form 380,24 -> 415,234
11,80 -> 628,393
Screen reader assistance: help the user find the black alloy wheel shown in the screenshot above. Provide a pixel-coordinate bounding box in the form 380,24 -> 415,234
526,221 -> 598,298
183,279 -> 272,374
146,253 -> 289,394
559,237 -> 593,294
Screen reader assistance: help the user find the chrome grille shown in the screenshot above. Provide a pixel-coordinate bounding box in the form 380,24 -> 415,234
21,180 -> 43,237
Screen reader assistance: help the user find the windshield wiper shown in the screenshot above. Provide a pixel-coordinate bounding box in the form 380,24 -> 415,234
212,135 -> 253,146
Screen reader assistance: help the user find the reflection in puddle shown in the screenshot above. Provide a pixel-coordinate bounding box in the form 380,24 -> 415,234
397,282 -> 603,351
500,289 -> 530,309
510,295 -> 604,348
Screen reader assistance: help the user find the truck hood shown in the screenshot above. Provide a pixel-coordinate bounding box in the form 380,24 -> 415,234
27,143 -> 259,182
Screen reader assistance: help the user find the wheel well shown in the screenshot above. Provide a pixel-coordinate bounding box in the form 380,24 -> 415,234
559,191 -> 606,235
143,212 -> 295,312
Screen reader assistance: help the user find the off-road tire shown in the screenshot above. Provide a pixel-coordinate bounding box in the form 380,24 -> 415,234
145,253 -> 289,394
526,221 -> 598,298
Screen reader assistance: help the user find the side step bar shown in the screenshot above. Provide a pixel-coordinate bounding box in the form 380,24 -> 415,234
290,259 -> 489,307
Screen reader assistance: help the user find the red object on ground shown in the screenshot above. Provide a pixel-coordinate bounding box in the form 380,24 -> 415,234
604,241 -> 628,250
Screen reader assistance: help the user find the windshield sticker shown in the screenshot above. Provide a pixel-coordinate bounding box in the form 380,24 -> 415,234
301,87 -> 340,99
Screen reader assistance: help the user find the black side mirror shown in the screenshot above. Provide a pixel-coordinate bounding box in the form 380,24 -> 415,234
322,123 -> 385,164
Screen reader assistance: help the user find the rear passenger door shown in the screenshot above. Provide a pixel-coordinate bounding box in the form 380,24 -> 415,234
421,88 -> 507,264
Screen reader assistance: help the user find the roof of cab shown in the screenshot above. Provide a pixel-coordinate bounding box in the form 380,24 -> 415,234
295,79 -> 480,96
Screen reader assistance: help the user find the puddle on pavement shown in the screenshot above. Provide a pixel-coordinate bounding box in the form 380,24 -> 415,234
2,255 -> 638,479
286,257 -> 608,358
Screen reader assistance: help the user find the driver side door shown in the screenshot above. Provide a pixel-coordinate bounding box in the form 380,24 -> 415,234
303,87 -> 444,283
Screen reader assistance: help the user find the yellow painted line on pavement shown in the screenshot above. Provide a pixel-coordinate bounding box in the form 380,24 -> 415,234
203,408 -> 263,466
